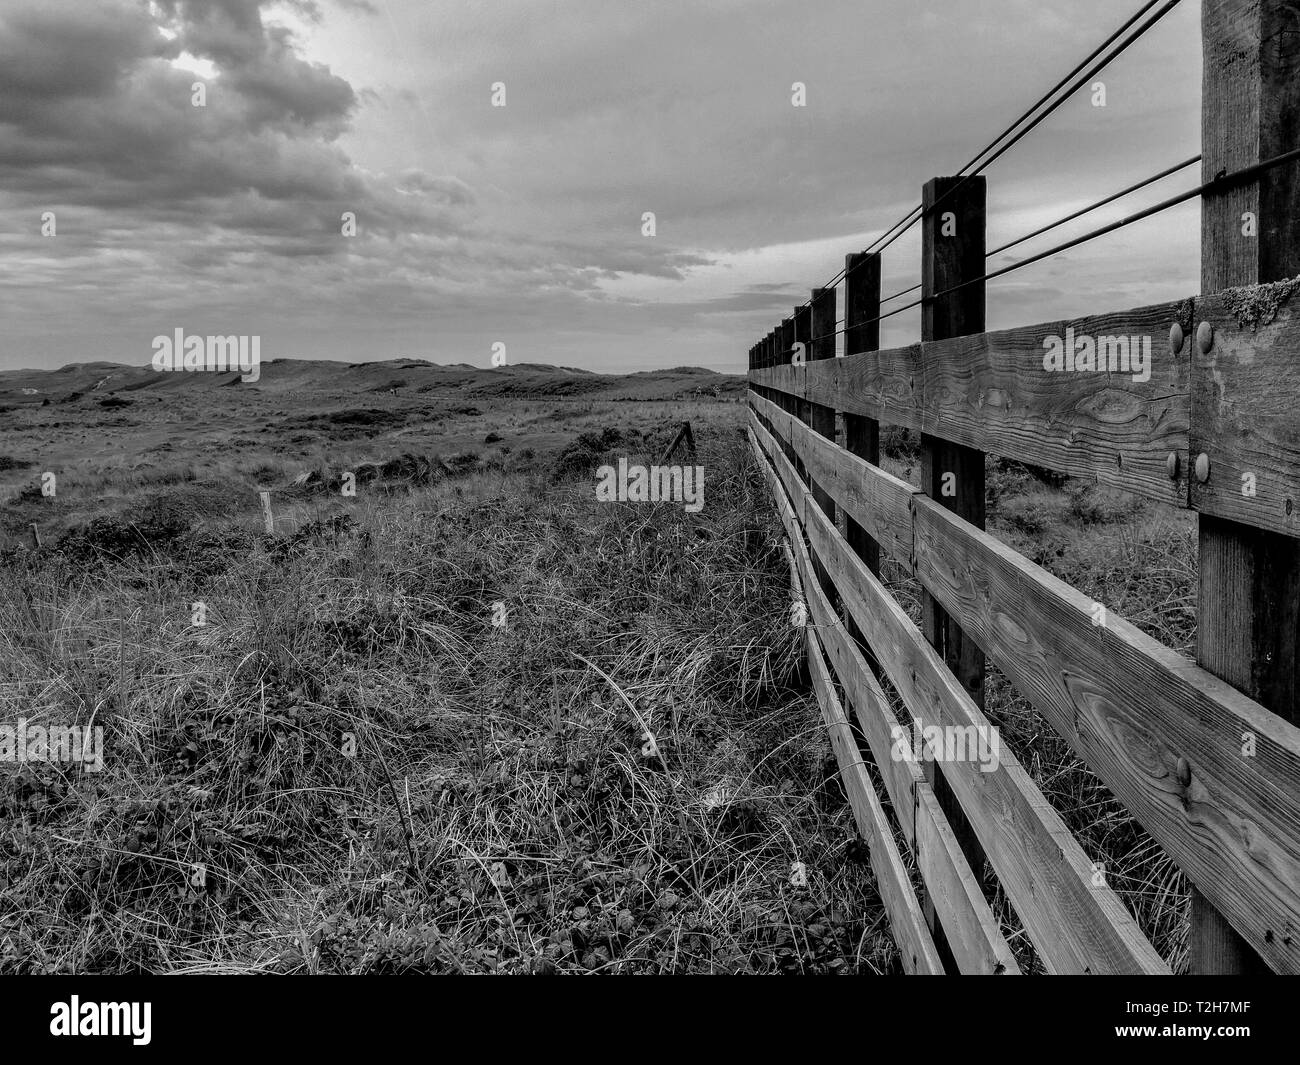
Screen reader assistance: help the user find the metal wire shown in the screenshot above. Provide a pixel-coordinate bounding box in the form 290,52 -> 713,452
784,0 -> 1184,316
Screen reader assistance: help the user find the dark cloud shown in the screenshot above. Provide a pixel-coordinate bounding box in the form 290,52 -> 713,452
0,0 -> 1204,373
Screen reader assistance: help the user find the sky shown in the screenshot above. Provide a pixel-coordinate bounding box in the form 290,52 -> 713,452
0,0 -> 1204,374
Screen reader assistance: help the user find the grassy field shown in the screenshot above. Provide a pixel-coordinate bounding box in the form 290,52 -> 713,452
0,361 -> 1195,973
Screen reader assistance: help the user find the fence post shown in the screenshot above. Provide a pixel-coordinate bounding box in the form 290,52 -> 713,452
919,175 -> 988,958
920,176 -> 986,705
260,490 -> 275,536
792,305 -> 812,484
843,251 -> 882,577
808,287 -> 838,525
1191,0 -> 1300,975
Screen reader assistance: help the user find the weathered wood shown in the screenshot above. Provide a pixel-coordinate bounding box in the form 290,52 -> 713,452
655,420 -> 696,466
809,287 -> 838,526
800,344 -> 923,428
926,300 -> 1192,506
920,175 -> 988,958
750,390 -> 915,565
914,785 -> 1019,975
1193,285 -> 1300,537
753,297 -> 1194,505
750,408 -> 807,532
910,493 -> 1300,974
843,250 -> 883,577
753,424 -> 1019,975
793,306 -> 812,485
1194,0 -> 1300,974
753,414 -> 921,841
804,624 -> 945,975
753,409 -> 1166,973
756,363 -> 804,399
802,493 -> 1168,974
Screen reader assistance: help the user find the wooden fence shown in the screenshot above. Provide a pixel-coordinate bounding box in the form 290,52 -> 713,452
745,0 -> 1300,974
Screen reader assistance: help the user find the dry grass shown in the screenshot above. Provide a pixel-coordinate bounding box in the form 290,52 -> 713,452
0,414 -> 899,974
0,398 -> 1204,974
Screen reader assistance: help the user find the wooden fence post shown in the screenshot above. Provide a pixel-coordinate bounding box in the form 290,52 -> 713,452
843,251 -> 882,577
921,176 -> 987,709
1191,0 -> 1300,974
778,316 -> 798,470
793,305 -> 812,485
920,175 -> 988,959
809,287 -> 838,526
260,491 -> 275,536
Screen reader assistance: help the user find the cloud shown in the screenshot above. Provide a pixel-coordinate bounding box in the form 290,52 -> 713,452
0,0 -> 1204,373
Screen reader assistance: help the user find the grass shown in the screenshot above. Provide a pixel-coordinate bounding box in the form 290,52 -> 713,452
0,394 -> 1203,974
0,414 -> 900,974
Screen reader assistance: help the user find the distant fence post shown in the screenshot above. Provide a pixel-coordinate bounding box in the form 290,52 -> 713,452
919,174 -> 988,958
792,305 -> 812,484
778,316 -> 798,470
1190,0 -> 1300,975
843,251 -> 882,577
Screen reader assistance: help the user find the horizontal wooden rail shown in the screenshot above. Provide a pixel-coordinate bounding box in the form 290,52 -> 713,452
802,586 -> 946,973
753,296 -> 1193,508
911,493 -> 1300,974
751,409 -> 1167,973
750,390 -> 916,565
753,424 -> 1019,974
751,377 -> 1300,972
754,281 -> 1300,537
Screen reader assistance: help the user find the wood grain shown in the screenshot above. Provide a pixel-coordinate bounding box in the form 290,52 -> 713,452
752,425 -> 1018,974
749,391 -> 915,565
801,494 -> 1168,973
912,494 -> 1300,974
754,299 -> 1194,506
1192,287 -> 1300,537
804,623 -> 945,975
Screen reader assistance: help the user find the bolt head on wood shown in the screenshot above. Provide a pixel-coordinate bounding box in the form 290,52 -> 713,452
1166,452 -> 1179,479
1195,453 -> 1211,483
1169,322 -> 1184,355
1196,321 -> 1214,354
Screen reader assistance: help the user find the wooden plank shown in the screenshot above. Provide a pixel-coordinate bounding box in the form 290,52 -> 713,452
803,345 -> 924,428
754,426 -> 1019,975
798,532 -> 1019,976
799,494 -> 1168,974
911,493 -> 1300,975
1193,286 -> 1300,538
749,407 -> 806,532
913,785 -> 1019,975
751,363 -> 805,400
760,298 -> 1195,507
750,389 -> 916,565
804,623 -> 945,975
753,416 -> 921,844
1193,0 -> 1300,974
925,300 -> 1191,507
